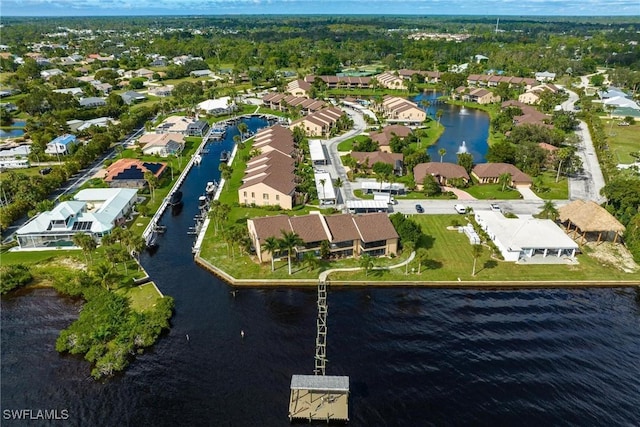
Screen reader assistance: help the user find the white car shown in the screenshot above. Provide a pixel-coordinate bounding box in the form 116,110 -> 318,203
490,203 -> 501,212
454,204 -> 467,214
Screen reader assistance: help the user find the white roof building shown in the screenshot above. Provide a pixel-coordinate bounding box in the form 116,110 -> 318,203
315,172 -> 336,205
197,97 -> 234,114
309,139 -> 327,165
475,211 -> 578,262
16,188 -> 138,249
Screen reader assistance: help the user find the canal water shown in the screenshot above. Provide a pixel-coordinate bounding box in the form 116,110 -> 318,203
414,92 -> 489,164
2,117 -> 640,426
0,121 -> 26,139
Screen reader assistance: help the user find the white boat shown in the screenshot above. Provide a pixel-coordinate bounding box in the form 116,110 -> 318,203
194,154 -> 202,165
205,181 -> 217,195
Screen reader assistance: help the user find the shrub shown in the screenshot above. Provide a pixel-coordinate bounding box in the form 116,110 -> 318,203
0,264 -> 33,294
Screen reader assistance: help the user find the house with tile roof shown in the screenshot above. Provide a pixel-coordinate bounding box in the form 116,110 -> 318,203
138,133 -> 185,157
238,126 -> 297,209
16,188 -> 138,249
378,96 -> 426,125
290,107 -> 344,137
286,79 -> 312,97
248,211 -> 399,263
350,151 -> 404,175
104,158 -> 166,189
369,125 -> 413,153
413,162 -> 470,187
472,163 -> 532,187
374,72 -> 406,90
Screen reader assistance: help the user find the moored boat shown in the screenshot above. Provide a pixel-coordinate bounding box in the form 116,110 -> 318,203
169,190 -> 183,206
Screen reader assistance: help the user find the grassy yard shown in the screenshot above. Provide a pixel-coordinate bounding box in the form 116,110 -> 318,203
604,122 -> 639,164
116,282 -> 163,312
337,134 -> 370,151
330,215 -> 640,282
532,171 -> 569,200
464,184 -> 523,200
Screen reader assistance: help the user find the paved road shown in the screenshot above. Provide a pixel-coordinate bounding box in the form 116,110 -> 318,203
391,198 -> 568,216
569,120 -> 606,203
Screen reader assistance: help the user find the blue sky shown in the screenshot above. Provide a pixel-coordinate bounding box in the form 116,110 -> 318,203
1,0 -> 639,17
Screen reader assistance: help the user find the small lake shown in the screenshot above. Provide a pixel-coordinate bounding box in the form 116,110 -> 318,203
414,92 -> 490,164
0,120 -> 26,139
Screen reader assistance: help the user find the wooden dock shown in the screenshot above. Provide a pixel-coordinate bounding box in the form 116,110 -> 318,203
288,375 -> 349,423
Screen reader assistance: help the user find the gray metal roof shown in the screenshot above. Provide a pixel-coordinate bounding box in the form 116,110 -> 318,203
290,375 -> 349,392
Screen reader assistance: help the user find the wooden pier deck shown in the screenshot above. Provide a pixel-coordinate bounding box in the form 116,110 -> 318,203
288,375 -> 349,423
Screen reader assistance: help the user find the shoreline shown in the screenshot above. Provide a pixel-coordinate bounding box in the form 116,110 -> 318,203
195,256 -> 640,289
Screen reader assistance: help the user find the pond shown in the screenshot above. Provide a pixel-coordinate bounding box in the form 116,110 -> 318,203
414,91 -> 490,164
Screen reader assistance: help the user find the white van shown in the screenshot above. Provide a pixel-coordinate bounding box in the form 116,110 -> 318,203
374,194 -> 395,204
454,204 -> 467,214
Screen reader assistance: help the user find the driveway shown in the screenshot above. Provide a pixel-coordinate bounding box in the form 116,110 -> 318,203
516,186 -> 541,200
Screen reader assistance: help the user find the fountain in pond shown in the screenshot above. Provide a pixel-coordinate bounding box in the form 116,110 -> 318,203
457,141 -> 468,154
460,106 -> 468,115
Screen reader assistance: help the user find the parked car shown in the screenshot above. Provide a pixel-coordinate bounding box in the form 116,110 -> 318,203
454,204 -> 466,214
415,204 -> 424,213
490,203 -> 501,212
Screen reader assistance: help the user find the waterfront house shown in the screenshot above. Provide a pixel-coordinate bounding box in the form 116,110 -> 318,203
187,120 -> 210,137
45,134 -> 77,155
197,97 -> 235,115
105,158 -> 166,189
474,210 -> 578,263
375,72 -> 406,90
377,96 -> 426,125
138,133 -> 185,157
155,116 -> 195,134
471,163 -> 532,187
239,151 -> 296,210
15,188 -> 138,250
369,125 -> 412,153
413,162 -> 470,187
248,211 -> 399,263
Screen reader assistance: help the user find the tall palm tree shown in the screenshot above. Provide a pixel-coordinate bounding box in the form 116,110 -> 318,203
279,230 -> 304,275
438,148 -> 446,163
237,122 -> 248,140
319,178 -> 326,203
436,109 -> 443,127
72,233 -> 97,265
359,253 -> 374,277
471,244 -> 483,277
144,171 -> 158,201
538,200 -> 559,221
262,236 -> 280,272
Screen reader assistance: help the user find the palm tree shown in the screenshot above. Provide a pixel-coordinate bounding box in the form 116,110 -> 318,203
319,178 -> 326,203
415,247 -> 429,274
262,236 -> 280,272
436,109 -> 443,127
438,148 -> 446,163
359,253 -> 374,277
144,171 -> 158,201
237,122 -> 248,140
538,200 -> 559,221
91,262 -> 117,291
302,251 -> 319,272
72,233 -> 97,266
279,230 -> 304,275
498,172 -> 512,192
471,244 -> 483,277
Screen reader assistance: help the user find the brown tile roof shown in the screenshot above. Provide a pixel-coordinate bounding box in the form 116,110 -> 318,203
251,215 -> 293,244
351,151 -> 403,167
472,163 -> 532,184
289,215 -> 328,243
369,125 -> 412,147
413,162 -> 470,182
353,213 -> 399,243
324,214 -> 360,243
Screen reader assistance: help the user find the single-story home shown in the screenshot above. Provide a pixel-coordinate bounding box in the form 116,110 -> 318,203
120,91 -> 146,105
350,151 -> 404,175
79,97 -> 107,108
197,97 -> 235,115
413,162 -> 470,187
472,163 -> 532,187
138,133 -> 185,157
475,210 -> 578,262
104,158 -> 166,188
369,125 -> 412,153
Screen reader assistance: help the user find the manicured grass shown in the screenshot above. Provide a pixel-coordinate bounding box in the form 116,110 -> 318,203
1,250 -> 73,265
330,215 -> 640,282
604,122 -> 639,164
116,282 -> 163,312
337,134 -> 369,151
464,184 -> 523,200
532,171 -> 569,200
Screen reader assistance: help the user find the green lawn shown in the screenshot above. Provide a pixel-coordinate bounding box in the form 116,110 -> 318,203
330,215 -> 640,282
1,250 -> 73,265
464,184 -> 523,200
532,171 -> 569,200
116,282 -> 163,312
604,122 -> 639,164
337,134 -> 369,151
